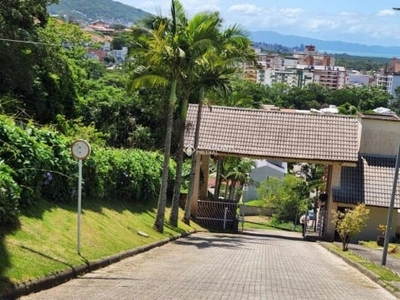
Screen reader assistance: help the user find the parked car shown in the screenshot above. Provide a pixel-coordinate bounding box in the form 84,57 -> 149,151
300,210 -> 315,223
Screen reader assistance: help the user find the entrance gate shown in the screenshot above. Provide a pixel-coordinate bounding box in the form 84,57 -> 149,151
195,200 -> 239,232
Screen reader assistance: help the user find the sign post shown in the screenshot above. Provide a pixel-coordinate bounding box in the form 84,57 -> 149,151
71,139 -> 91,254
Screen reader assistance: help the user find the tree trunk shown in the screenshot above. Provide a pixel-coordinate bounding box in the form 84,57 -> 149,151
154,80 -> 177,233
183,89 -> 204,224
170,97 -> 189,226
342,234 -> 350,251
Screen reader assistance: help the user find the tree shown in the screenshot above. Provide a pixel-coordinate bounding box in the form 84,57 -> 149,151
215,157 -> 255,201
0,0 -> 58,99
128,0 -> 189,232
332,204 -> 370,251
257,174 -> 309,224
168,9 -> 228,226
182,25 -> 257,224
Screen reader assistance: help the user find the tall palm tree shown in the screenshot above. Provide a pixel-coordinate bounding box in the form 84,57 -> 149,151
169,10 -> 228,226
128,0 -> 187,232
182,27 -> 258,224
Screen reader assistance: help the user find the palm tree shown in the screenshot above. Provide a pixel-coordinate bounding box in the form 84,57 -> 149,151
128,0 -> 187,232
169,10 -> 228,226
217,157 -> 256,201
182,27 -> 258,224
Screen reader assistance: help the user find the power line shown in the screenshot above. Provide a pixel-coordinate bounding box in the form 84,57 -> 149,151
0,37 -> 69,47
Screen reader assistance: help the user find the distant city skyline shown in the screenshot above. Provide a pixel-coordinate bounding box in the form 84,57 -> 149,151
116,0 -> 400,47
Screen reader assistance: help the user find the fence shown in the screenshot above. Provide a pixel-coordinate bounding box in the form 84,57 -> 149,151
195,200 -> 238,232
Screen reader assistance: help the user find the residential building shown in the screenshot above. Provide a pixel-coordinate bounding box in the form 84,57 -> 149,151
347,71 -> 372,86
312,65 -> 347,89
251,45 -> 346,90
375,74 -> 400,99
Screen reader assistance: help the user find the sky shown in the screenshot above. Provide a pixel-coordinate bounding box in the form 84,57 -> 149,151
115,0 -> 400,47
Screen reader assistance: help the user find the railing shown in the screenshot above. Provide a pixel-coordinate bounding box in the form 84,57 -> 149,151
195,200 -> 238,232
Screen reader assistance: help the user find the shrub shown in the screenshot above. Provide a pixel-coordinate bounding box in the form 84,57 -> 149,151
332,204 -> 370,251
83,148 -> 173,204
0,161 -> 20,226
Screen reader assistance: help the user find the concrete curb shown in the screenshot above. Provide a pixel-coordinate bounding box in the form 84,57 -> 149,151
319,241 -> 400,299
0,231 -> 195,300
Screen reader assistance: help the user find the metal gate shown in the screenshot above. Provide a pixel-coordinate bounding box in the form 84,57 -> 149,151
195,200 -> 239,232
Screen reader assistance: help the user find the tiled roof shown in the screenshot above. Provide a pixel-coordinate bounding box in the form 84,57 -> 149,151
333,155 -> 400,208
184,104 -> 359,163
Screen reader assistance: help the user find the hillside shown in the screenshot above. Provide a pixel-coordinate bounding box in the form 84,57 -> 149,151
48,0 -> 152,25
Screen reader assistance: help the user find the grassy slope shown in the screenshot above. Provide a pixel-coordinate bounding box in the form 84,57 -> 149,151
0,198 -> 202,291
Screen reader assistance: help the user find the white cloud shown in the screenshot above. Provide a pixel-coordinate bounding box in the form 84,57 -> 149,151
229,4 -> 264,14
376,9 -> 396,17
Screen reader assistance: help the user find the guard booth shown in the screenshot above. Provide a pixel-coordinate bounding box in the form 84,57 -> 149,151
183,104 -> 361,239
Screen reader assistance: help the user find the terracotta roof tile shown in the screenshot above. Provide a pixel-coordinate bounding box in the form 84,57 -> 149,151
333,155 -> 400,208
184,104 -> 359,163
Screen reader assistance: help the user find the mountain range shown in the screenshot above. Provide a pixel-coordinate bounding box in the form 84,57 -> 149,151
48,0 -> 400,58
251,31 -> 400,58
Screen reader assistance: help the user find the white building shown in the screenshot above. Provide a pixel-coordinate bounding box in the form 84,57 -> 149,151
375,74 -> 400,98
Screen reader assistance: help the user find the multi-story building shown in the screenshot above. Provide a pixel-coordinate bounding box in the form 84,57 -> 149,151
293,45 -> 336,67
312,65 -> 347,89
375,74 -> 400,98
252,45 -> 346,90
374,58 -> 400,99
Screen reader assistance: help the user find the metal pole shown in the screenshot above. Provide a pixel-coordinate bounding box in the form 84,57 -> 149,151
382,138 -> 400,265
223,207 -> 228,229
241,203 -> 245,232
77,159 -> 83,254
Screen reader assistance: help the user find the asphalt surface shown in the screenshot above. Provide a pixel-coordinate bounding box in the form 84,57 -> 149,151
17,230 -> 398,300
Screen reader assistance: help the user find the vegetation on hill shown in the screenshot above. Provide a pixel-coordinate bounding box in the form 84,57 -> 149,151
47,0 -> 152,25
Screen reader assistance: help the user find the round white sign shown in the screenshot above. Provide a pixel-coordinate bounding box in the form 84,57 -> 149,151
71,139 -> 91,160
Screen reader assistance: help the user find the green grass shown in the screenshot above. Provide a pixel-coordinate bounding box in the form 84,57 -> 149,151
0,198 -> 202,292
241,215 -> 302,232
244,200 -> 266,207
328,243 -> 400,284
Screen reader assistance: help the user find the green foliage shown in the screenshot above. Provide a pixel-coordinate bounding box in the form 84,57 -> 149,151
334,54 -> 389,73
332,204 -> 370,251
0,0 -> 58,96
257,174 -> 309,223
84,148 -> 174,203
0,116 -> 76,205
48,0 -> 151,26
0,161 -> 20,226
0,115 -> 172,227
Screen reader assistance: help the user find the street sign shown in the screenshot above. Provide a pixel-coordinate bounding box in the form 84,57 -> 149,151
70,139 -> 91,254
71,139 -> 91,160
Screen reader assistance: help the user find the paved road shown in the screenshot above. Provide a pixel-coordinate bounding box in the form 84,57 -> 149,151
20,231 -> 397,300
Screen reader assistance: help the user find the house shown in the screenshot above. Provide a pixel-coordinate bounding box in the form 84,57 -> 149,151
183,104 -> 400,241
87,20 -> 115,34
244,159 -> 287,202
330,113 -> 400,242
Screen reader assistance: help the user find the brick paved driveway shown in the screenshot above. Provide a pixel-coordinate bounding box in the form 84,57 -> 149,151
21,230 -> 397,300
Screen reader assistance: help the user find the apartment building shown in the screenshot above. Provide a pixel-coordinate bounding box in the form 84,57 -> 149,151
252,45 -> 346,90
312,65 -> 347,89
374,58 -> 400,99
375,73 -> 400,98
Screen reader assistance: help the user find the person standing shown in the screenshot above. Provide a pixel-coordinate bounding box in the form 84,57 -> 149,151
300,214 -> 308,237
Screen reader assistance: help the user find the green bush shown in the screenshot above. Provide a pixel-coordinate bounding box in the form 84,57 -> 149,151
84,148 -> 173,204
0,161 -> 20,226
0,115 -> 174,226
0,117 -> 76,205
